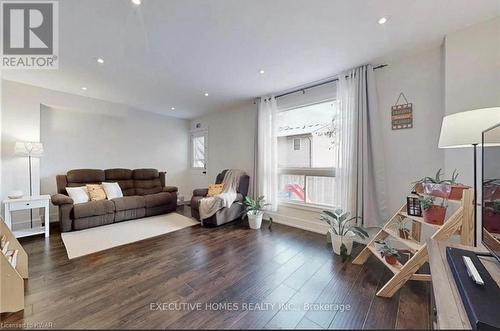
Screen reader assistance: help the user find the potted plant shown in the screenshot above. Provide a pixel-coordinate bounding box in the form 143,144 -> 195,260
240,196 -> 270,229
419,196 -> 447,225
447,170 -> 470,200
413,169 -> 469,200
398,220 -> 411,240
373,239 -> 387,252
320,209 -> 369,262
413,169 -> 451,198
379,244 -> 401,265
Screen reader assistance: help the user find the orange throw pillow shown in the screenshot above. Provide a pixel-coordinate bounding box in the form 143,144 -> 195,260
207,184 -> 224,197
86,184 -> 107,201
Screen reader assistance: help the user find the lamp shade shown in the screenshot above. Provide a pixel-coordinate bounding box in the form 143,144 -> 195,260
14,142 -> 44,157
438,107 -> 500,148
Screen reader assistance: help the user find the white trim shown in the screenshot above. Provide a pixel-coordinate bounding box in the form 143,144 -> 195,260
279,200 -> 334,213
267,211 -> 329,234
277,97 -> 337,112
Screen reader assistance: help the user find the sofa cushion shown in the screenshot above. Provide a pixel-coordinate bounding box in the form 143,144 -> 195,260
113,196 -> 145,211
73,200 -> 115,219
133,169 -> 159,180
144,192 -> 174,208
67,169 -> 105,185
135,178 -> 162,195
105,169 -> 135,196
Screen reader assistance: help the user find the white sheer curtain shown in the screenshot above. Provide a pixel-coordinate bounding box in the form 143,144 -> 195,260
335,65 -> 388,227
255,96 -> 278,211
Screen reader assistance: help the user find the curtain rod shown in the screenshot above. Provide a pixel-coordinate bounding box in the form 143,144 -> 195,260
256,64 -> 388,102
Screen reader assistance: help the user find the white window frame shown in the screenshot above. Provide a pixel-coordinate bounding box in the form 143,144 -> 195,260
190,129 -> 208,170
277,98 -> 337,209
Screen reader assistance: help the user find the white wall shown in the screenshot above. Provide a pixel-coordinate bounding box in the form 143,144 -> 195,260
444,16 -> 500,186
2,80 -> 190,225
444,16 -> 500,245
189,102 -> 257,192
375,46 -> 445,215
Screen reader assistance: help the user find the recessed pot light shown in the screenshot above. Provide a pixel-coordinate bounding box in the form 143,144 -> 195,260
204,92 -> 209,97
97,58 -> 104,64
81,87 -> 87,91
259,69 -> 265,74
131,0 -> 141,5
171,107 -> 175,111
378,17 -> 388,25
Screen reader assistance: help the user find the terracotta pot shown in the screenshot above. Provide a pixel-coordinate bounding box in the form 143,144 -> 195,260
415,183 -> 424,194
399,229 -> 410,240
423,183 -> 451,199
448,184 -> 469,200
484,211 -> 500,233
422,205 -> 447,225
384,255 -> 398,265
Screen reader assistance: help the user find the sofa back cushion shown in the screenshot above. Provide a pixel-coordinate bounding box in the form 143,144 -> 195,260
133,169 -> 162,195
65,169 -> 105,191
215,169 -> 250,196
105,168 -> 135,196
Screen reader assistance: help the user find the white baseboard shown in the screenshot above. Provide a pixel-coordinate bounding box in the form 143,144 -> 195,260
267,211 -> 329,235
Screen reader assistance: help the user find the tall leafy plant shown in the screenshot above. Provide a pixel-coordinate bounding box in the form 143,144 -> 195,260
241,196 -> 270,216
320,209 -> 369,261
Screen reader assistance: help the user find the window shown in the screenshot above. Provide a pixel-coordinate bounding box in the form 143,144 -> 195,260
190,130 -> 207,169
293,138 -> 301,151
277,100 -> 338,207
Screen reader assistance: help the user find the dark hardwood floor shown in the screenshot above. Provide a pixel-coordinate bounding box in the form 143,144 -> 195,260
1,206 -> 430,329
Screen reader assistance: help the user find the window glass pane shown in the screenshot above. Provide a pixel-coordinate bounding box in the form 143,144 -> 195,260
192,136 -> 205,168
279,174 -> 305,202
305,176 -> 335,206
277,101 -> 337,168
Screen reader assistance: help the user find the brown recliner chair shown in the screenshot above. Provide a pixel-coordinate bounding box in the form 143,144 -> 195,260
190,170 -> 249,227
51,168 -> 178,232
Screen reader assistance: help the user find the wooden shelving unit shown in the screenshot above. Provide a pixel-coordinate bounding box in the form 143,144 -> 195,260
353,189 -> 474,298
0,218 -> 28,313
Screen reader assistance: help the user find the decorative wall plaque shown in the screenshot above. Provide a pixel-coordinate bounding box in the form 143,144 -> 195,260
391,92 -> 413,130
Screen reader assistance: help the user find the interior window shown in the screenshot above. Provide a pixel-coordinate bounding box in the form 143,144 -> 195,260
191,131 -> 207,169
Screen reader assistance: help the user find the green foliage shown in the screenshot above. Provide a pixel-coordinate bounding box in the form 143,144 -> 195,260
320,209 -> 369,239
412,168 -> 460,189
379,244 -> 400,259
240,195 -> 270,217
418,195 -> 435,211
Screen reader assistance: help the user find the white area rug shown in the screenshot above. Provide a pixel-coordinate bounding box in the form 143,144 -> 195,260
61,213 -> 198,259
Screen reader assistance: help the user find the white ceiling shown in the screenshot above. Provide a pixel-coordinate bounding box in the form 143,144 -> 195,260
3,0 -> 499,119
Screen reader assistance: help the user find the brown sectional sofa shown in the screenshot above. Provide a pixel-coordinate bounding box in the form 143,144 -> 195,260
51,168 -> 178,232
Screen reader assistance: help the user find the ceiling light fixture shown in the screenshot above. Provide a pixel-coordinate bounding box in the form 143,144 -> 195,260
259,69 -> 265,74
204,92 -> 209,97
97,58 -> 104,64
81,87 -> 87,91
171,107 -> 175,111
378,17 -> 388,25
131,0 -> 141,5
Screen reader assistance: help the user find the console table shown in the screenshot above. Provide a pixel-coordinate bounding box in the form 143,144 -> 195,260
427,239 -> 500,329
3,195 -> 51,238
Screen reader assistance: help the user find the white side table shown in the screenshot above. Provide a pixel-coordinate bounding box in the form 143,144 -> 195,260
3,195 -> 51,238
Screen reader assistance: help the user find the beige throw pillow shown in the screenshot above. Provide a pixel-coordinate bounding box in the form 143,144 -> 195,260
207,184 -> 224,197
86,184 -> 107,201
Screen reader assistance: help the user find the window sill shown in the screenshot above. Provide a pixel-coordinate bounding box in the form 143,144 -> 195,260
279,201 -> 334,213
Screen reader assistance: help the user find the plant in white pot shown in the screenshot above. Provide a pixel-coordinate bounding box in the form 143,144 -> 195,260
241,196 -> 270,229
320,209 -> 369,262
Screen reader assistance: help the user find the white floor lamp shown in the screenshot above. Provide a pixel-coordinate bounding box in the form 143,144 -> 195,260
438,107 -> 500,246
14,142 -> 44,227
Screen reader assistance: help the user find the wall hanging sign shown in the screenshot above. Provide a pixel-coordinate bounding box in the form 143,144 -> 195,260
391,92 -> 413,130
